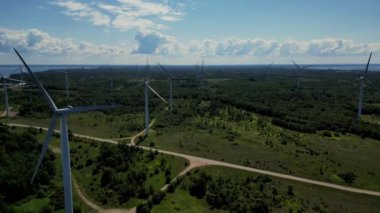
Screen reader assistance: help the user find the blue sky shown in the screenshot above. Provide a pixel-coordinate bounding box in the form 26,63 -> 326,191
0,0 -> 379,64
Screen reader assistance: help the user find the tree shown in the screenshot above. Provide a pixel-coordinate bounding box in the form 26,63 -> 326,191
338,172 -> 357,185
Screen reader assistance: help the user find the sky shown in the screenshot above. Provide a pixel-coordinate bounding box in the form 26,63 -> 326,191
0,0 -> 379,65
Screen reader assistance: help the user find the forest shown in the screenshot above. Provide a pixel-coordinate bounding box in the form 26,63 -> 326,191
1,65 -> 380,212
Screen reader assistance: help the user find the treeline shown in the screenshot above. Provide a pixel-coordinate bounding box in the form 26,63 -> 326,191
214,78 -> 380,140
183,171 -> 299,212
0,124 -> 56,212
9,68 -> 380,140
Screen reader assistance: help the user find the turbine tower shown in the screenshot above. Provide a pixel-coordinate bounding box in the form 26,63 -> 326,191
18,65 -> 24,83
14,48 -> 121,213
110,68 -> 114,90
157,62 -> 173,110
291,60 -> 312,90
200,58 -> 204,87
0,73 -> 24,117
357,52 -> 373,120
64,71 -> 70,99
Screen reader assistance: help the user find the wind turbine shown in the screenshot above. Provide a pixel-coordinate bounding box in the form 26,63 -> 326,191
0,73 -> 24,117
57,71 -> 70,103
356,52 -> 373,120
262,61 -> 274,81
291,60 -> 312,90
199,58 -> 205,88
157,62 -> 173,110
140,60 -> 167,136
63,71 -> 70,100
16,65 -> 24,83
14,48 -> 121,213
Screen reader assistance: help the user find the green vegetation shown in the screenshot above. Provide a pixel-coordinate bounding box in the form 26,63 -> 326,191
69,138 -> 188,208
0,124 -> 56,212
9,111 -> 144,139
153,166 -> 380,213
0,125 -> 93,212
2,66 -> 380,211
144,101 -> 380,191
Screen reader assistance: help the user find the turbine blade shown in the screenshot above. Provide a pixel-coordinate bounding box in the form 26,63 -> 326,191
267,61 -> 275,69
291,60 -> 301,70
13,48 -> 58,112
157,62 -> 171,78
132,82 -> 145,88
3,77 -> 24,83
364,52 -> 372,78
65,104 -> 122,114
146,83 -> 167,103
31,115 -> 57,183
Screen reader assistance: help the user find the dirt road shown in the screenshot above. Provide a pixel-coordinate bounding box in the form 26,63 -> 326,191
6,123 -> 380,207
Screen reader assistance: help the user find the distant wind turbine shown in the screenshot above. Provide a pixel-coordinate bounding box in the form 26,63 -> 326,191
14,48 -> 121,213
110,68 -> 114,90
143,60 -> 167,136
157,62 -> 173,110
291,60 -> 313,90
262,61 -> 274,81
356,52 -> 375,120
200,58 -> 205,88
0,73 -> 24,117
16,65 -> 24,83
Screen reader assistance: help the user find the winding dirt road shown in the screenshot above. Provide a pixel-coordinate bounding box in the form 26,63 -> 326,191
5,122 -> 380,212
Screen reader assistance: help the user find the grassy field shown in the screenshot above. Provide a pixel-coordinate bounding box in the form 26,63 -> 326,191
2,111 -> 144,138
153,166 -> 380,213
143,106 -> 380,191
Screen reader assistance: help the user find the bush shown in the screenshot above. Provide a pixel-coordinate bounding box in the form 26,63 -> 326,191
338,172 -> 357,185
136,203 -> 151,213
151,191 -> 166,205
167,184 -> 175,193
322,131 -> 332,137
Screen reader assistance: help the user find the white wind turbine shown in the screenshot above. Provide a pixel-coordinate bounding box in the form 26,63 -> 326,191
291,60 -> 312,90
65,71 -> 69,99
58,71 -> 70,100
139,61 -> 167,136
14,48 -> 121,213
262,61 -> 274,81
157,62 -> 173,110
14,65 -> 25,83
199,58 -> 205,88
0,73 -> 24,117
357,52 -> 374,120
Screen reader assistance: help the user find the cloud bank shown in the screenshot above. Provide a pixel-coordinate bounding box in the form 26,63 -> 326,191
0,28 -> 124,56
0,27 -> 378,64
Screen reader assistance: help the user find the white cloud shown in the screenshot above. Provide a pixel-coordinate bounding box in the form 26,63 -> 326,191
52,0 -> 111,27
1,27 -> 378,64
52,0 -> 185,31
0,28 -> 124,56
186,37 -> 379,58
132,30 -> 181,55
